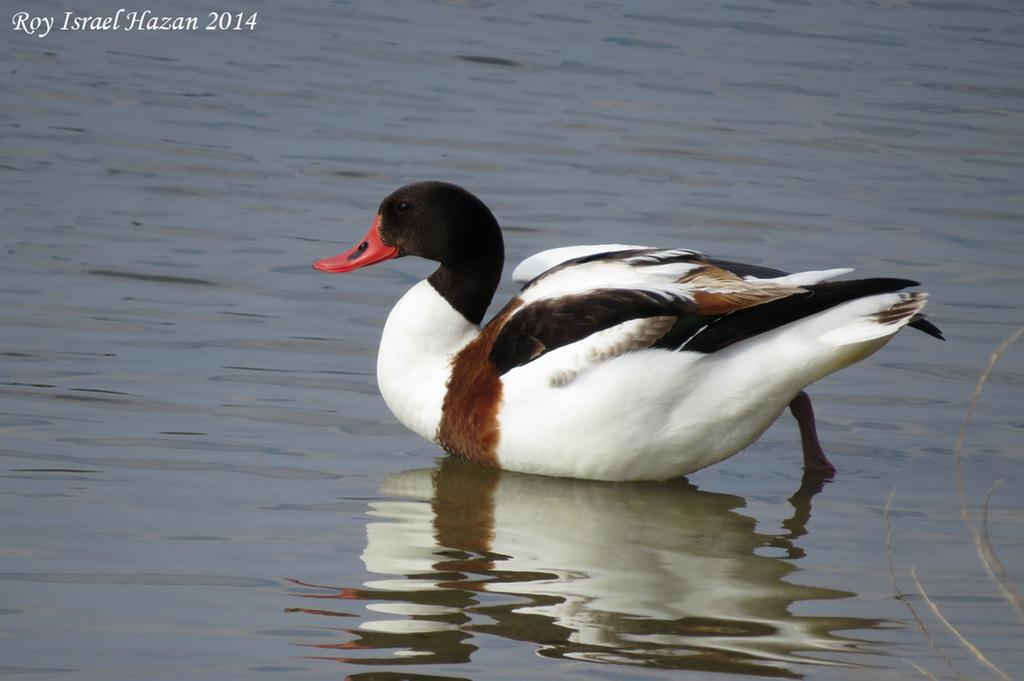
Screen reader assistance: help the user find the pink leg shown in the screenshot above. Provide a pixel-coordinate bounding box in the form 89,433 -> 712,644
789,391 -> 836,476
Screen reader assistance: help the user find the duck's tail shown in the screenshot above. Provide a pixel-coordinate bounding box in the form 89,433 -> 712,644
819,289 -> 933,346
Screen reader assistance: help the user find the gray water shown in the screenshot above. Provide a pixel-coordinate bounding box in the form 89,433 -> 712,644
2,1 -> 1022,679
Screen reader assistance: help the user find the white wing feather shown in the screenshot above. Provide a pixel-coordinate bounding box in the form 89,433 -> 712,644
748,268 -> 854,286
511,244 -> 647,283
512,244 -> 854,288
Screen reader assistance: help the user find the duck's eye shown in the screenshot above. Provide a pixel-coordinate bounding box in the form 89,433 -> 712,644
357,241 -> 369,252
396,201 -> 411,213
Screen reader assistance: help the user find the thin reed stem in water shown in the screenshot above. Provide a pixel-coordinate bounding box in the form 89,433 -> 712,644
903,658 -> 941,681
953,327 -> 1023,620
884,488 -> 965,680
979,477 -> 1022,621
909,567 -> 1011,681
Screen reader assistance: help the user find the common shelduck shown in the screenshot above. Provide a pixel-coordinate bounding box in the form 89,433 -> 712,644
313,181 -> 942,482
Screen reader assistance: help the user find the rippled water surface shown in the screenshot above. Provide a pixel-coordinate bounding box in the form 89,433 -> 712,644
3,1 -> 1023,679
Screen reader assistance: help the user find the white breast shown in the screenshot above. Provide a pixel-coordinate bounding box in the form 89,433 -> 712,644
376,280 -> 479,441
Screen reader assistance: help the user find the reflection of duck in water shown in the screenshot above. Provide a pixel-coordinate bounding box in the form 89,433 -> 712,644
288,460 -> 879,675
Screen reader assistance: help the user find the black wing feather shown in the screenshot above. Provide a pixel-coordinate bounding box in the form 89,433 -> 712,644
707,257 -> 789,280
489,289 -> 697,375
909,316 -> 945,340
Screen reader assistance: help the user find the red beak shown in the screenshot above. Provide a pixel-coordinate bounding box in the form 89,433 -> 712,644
312,216 -> 399,273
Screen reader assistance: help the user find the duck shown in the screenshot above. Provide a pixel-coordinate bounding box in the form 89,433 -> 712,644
313,181 -> 943,482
